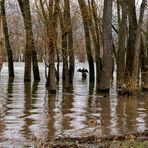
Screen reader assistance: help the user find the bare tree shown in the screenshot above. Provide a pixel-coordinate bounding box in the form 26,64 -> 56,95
17,0 -> 40,81
67,0 -> 75,83
117,0 -> 127,87
35,0 -> 60,92
141,22 -> 148,89
1,0 -> 15,78
132,0 -> 147,91
125,0 -> 137,77
99,0 -> 113,91
90,0 -> 102,84
78,0 -> 95,82
0,2 -> 3,72
60,0 -> 70,88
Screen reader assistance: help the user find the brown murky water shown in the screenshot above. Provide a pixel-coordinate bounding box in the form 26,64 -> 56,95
0,62 -> 148,147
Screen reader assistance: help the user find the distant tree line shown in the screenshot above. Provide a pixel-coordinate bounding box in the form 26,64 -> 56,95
0,0 -> 147,95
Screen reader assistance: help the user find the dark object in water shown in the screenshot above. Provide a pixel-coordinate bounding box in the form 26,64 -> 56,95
77,68 -> 88,79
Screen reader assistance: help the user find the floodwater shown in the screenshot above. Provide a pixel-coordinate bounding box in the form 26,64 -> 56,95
0,62 -> 148,147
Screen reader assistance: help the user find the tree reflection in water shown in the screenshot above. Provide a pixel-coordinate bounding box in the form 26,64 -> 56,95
0,63 -> 148,143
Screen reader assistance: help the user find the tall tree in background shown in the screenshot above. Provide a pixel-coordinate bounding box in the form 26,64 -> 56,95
0,3 -> 3,72
35,0 -> 60,92
90,0 -> 101,84
78,0 -> 95,82
18,0 -> 40,81
46,0 -> 60,92
132,0 -> 147,91
125,0 -> 137,77
61,0 -> 75,88
142,23 -> 148,89
99,0 -> 113,91
117,0 -> 127,87
61,0 -> 70,88
67,0 -> 74,83
1,0 -> 15,78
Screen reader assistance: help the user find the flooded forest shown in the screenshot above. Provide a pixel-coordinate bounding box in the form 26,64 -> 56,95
0,0 -> 148,147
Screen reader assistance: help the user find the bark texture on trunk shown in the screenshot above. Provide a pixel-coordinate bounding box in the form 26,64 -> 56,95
0,11 -> 3,72
66,0 -> 75,83
18,0 -> 40,81
46,0 -> 60,92
132,0 -> 147,91
60,0 -> 69,88
117,0 -> 127,87
142,24 -> 148,89
78,0 -> 95,82
1,0 -> 14,78
125,0 -> 137,77
99,0 -> 113,91
90,1 -> 101,84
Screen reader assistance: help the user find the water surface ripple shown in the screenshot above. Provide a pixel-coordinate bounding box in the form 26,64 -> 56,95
0,62 -> 148,146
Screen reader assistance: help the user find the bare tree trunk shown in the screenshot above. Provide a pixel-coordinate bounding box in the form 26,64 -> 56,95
99,0 -> 113,91
117,0 -> 127,87
117,0 -> 121,26
78,0 -> 95,82
66,0 -> 75,83
141,24 -> 148,89
91,0 -> 101,83
56,48 -> 60,82
60,0 -> 69,89
0,8 -> 3,72
18,0 -> 40,81
46,0 -> 59,92
132,0 -> 147,90
62,31 -> 69,88
125,0 -> 137,77
1,0 -> 14,78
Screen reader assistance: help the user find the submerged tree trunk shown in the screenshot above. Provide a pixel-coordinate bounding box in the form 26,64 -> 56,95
0,9 -> 3,72
66,0 -> 75,83
1,0 -> 14,78
125,0 -> 137,77
46,0 -> 59,92
91,0 -> 101,83
78,0 -> 95,82
141,32 -> 148,89
99,0 -> 113,91
60,0 -> 69,88
18,0 -> 40,81
117,0 -> 127,87
132,0 -> 147,91
56,48 -> 60,82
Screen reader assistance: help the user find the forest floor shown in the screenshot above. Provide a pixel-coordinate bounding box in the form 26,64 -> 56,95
33,130 -> 148,148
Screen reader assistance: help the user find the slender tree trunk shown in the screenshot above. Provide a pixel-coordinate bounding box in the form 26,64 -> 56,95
46,0 -> 59,92
0,8 -> 3,72
78,0 -> 95,82
32,49 -> 40,81
60,1 -> 69,88
99,0 -> 113,91
132,0 -> 147,91
18,0 -> 40,81
141,24 -> 148,89
117,0 -> 127,87
1,0 -> 14,78
66,0 -> 75,83
91,0 -> 101,83
62,32 -> 69,88
140,37 -> 145,72
117,0 -> 121,26
125,0 -> 137,77
56,48 -> 60,82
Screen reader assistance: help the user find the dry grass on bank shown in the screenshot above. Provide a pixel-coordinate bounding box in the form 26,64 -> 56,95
32,130 -> 148,148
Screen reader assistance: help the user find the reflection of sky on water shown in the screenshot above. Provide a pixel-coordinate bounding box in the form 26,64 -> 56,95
0,62 -> 148,144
